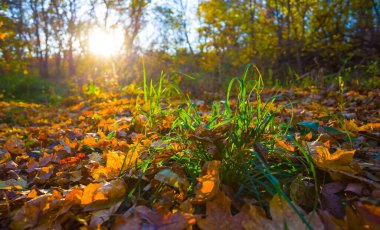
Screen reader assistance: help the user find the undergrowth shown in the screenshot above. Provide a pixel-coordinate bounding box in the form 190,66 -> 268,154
133,64 -> 317,228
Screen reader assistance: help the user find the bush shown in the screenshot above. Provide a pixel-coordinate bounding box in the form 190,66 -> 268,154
0,73 -> 64,104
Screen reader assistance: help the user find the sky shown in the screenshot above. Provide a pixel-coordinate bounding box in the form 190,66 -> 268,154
88,0 -> 200,53
135,0 -> 200,51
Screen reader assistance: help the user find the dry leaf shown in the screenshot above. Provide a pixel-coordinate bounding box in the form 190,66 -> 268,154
90,201 -> 122,226
240,204 -> 276,230
311,146 -> 360,180
81,179 -> 127,211
197,191 -> 233,230
270,194 -> 324,230
154,168 -> 189,192
5,137 -> 25,155
10,195 -> 50,229
0,151 -> 11,164
120,205 -> 196,230
192,160 -> 221,203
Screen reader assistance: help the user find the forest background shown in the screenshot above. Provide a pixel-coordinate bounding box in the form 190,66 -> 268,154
0,0 -> 379,103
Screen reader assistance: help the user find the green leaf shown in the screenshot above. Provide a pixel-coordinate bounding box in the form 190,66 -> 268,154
325,126 -> 343,134
107,131 -> 116,140
298,121 -> 319,131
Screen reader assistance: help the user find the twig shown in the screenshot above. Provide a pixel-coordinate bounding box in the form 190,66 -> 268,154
327,168 -> 380,190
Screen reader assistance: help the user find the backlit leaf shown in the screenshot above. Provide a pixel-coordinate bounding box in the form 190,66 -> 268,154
192,160 -> 221,203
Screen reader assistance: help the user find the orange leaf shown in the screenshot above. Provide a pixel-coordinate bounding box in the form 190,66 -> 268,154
65,187 -> 83,205
0,152 -> 11,164
92,150 -> 139,180
5,137 -> 25,155
276,139 -> 295,152
311,146 -> 360,180
81,183 -> 104,205
192,160 -> 221,203
81,179 -> 127,211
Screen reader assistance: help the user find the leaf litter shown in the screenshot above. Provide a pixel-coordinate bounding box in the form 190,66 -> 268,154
0,86 -> 379,229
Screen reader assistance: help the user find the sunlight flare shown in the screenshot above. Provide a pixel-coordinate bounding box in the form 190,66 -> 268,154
88,28 -> 124,57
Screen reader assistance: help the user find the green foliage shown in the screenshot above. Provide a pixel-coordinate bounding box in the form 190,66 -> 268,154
0,73 -> 63,104
83,81 -> 101,97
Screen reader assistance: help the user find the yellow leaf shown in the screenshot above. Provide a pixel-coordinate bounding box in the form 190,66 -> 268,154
312,146 -> 360,180
344,120 -> 380,133
92,150 -> 139,180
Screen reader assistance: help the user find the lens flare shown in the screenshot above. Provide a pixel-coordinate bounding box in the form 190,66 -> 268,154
88,28 -> 124,57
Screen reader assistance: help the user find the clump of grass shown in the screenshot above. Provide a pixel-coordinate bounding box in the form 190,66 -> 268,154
137,63 -> 316,228
140,60 -> 184,132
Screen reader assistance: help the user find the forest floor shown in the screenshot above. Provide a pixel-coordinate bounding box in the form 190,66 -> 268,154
0,83 -> 379,229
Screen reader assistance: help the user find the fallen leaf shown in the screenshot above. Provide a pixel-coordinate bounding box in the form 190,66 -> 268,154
90,201 -> 122,226
270,194 -> 324,230
356,202 -> 380,229
344,120 -> 380,133
154,168 -> 189,193
122,205 -> 197,230
192,160 -> 221,203
197,191 -> 232,230
0,151 -> 11,164
0,178 -> 27,190
276,139 -> 295,152
65,187 -> 83,205
311,146 -> 360,180
112,214 -> 142,230
5,137 -> 25,155
92,150 -> 139,180
81,179 -> 127,211
238,204 -> 276,230
10,195 -> 50,229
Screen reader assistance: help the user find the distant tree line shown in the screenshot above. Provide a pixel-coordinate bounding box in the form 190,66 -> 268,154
0,0 -> 379,89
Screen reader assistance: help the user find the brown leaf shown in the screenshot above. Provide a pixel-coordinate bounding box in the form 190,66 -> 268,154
0,178 -> 27,190
321,192 -> 345,219
0,151 -> 11,164
112,214 -> 142,230
10,195 -> 50,230
233,204 -> 275,230
356,202 -> 380,229
197,191 -> 232,230
124,206 -> 196,230
270,194 -> 324,230
90,201 -> 122,226
5,137 -> 25,155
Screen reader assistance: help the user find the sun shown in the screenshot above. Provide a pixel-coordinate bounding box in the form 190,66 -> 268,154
88,28 -> 124,57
